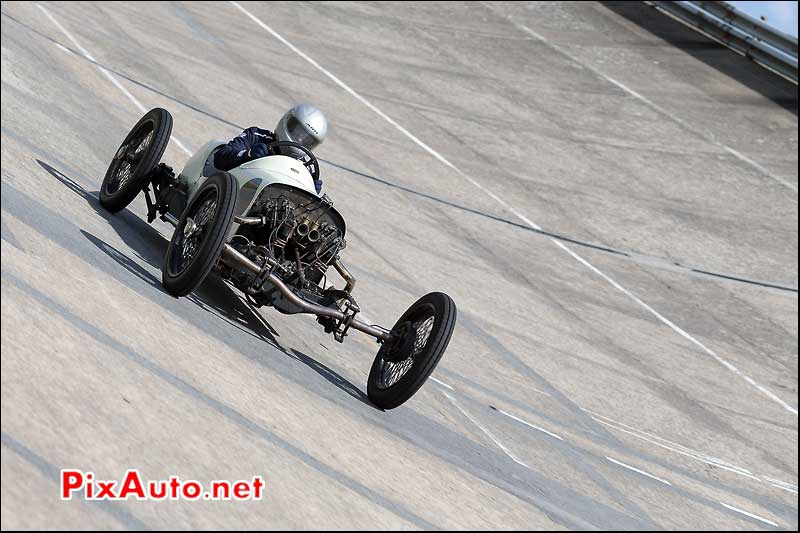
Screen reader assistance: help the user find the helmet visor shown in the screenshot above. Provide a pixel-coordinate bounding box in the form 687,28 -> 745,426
286,115 -> 320,150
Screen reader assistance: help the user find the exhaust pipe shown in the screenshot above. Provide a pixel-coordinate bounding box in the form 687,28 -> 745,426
334,259 -> 356,294
234,215 -> 266,226
296,220 -> 321,242
220,244 -> 390,341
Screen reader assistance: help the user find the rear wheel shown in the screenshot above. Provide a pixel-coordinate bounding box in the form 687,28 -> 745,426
162,172 -> 238,297
100,108 -> 172,213
367,292 -> 457,410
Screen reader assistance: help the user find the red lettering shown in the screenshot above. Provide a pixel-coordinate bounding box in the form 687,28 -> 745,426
182,481 -> 201,500
61,470 -> 84,500
96,481 -> 117,499
252,476 -> 265,500
148,481 -> 167,500
62,470 -> 265,501
211,481 -> 229,500
233,481 -> 249,499
118,470 -> 145,499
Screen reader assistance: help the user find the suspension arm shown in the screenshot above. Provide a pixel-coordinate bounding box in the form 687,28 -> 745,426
219,244 -> 391,341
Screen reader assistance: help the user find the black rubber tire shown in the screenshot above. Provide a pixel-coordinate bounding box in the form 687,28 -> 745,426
367,292 -> 457,410
162,172 -> 238,297
100,108 -> 172,213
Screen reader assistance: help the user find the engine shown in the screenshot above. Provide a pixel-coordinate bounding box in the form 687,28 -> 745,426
224,184 -> 348,312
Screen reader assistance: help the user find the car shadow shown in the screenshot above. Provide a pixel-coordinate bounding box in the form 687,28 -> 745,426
36,158 -> 377,410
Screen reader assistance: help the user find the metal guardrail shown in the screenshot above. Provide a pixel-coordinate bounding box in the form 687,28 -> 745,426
699,1 -> 798,57
647,1 -> 799,83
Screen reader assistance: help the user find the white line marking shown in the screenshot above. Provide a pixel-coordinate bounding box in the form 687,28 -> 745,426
586,409 -> 756,474
719,501 -> 778,527
232,1 -> 797,417
37,4 -> 192,156
553,238 -> 797,417
429,377 -> 454,390
508,18 -> 797,194
606,456 -> 672,486
588,413 -> 763,482
493,407 -> 563,440
230,2 -> 458,174
441,392 -> 528,468
764,477 -> 799,494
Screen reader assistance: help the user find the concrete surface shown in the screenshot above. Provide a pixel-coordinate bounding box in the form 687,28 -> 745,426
1,1 -> 797,529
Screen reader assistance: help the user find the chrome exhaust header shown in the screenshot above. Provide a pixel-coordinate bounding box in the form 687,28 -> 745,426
220,244 -> 391,341
333,259 -> 356,294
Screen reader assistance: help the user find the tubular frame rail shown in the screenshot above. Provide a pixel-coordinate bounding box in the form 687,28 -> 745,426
219,244 -> 392,341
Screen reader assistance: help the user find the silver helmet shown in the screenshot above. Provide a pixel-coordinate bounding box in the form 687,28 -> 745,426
274,103 -> 328,157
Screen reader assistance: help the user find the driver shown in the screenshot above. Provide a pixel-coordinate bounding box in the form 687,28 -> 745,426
214,103 -> 328,193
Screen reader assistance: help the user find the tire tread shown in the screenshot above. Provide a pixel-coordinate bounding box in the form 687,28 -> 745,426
161,172 -> 238,297
99,108 -> 173,212
367,292 -> 457,409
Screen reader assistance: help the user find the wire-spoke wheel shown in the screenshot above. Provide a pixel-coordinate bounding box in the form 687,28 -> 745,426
100,108 -> 172,212
168,193 -> 218,277
162,172 -> 238,297
367,292 -> 457,410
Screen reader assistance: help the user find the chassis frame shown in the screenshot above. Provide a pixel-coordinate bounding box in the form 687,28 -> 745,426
141,162 -> 392,344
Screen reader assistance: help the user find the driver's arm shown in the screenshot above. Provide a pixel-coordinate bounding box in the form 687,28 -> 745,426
214,126 -> 275,171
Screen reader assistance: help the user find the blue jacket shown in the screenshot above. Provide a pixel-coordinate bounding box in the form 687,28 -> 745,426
214,126 -> 323,193
214,126 -> 276,171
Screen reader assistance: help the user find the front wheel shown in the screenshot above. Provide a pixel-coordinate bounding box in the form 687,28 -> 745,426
162,172 -> 238,297
367,292 -> 457,410
100,108 -> 172,212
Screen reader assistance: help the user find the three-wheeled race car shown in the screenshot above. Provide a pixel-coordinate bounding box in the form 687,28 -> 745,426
99,108 -> 457,409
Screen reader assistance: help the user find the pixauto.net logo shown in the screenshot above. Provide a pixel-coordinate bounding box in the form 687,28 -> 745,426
60,469 -> 265,501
